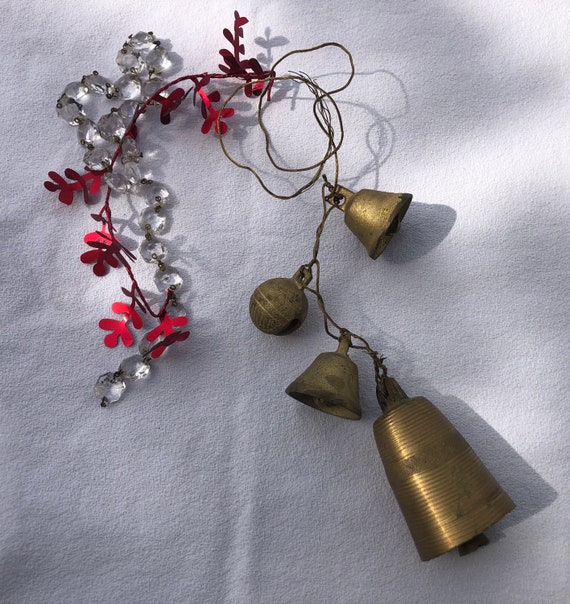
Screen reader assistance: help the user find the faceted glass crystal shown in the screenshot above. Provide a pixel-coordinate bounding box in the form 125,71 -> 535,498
94,372 -> 126,405
142,77 -> 165,99
124,162 -> 142,184
121,136 -> 141,162
56,95 -> 85,125
140,239 -> 167,262
136,181 -> 170,206
119,355 -> 151,380
138,207 -> 167,234
129,31 -> 156,51
98,112 -> 126,141
116,47 -> 145,74
154,266 -> 183,292
77,119 -> 103,147
104,171 -> 130,192
118,100 -> 140,122
83,147 -> 112,171
83,72 -> 113,95
146,46 -> 171,73
115,74 -> 142,101
166,301 -> 187,318
64,81 -> 89,100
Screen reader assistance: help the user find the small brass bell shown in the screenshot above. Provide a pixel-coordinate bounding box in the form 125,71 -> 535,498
249,270 -> 309,335
335,186 -> 412,259
373,377 -> 515,561
285,336 -> 361,419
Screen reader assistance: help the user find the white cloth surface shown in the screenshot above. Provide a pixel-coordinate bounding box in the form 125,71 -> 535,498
1,1 -> 568,602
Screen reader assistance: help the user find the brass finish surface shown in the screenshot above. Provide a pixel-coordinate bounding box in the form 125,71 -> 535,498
337,187 -> 412,259
373,396 -> 515,561
286,338 -> 361,419
249,276 -> 308,335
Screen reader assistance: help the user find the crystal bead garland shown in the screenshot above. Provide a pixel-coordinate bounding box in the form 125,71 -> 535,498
54,31 -> 188,407
46,17 -> 278,408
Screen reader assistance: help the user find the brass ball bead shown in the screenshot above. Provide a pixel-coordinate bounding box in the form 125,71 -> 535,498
249,277 -> 308,335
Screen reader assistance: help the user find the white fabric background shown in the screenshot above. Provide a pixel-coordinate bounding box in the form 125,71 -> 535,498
1,1 -> 568,602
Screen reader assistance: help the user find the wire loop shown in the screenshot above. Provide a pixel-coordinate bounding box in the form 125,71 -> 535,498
219,43 -> 389,383
218,43 -> 354,200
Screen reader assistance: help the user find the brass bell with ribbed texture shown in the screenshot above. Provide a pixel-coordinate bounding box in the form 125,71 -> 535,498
249,269 -> 309,335
285,336 -> 361,419
334,186 -> 412,259
373,377 -> 515,561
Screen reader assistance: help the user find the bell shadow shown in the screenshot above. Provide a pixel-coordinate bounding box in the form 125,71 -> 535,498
382,200 -> 457,263
414,384 -> 558,540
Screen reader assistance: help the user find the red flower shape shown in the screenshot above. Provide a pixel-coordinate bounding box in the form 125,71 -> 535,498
44,168 -> 103,205
99,302 -> 143,348
81,229 -> 135,276
199,89 -> 234,135
145,313 -> 189,358
156,87 -> 189,125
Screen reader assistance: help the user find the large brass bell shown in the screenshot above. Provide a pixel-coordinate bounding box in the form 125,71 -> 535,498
335,186 -> 412,259
285,336 -> 361,419
373,377 -> 515,561
249,269 -> 309,335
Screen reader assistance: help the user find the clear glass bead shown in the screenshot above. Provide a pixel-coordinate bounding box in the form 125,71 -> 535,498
142,77 -> 165,99
146,46 -> 171,73
83,147 -> 112,171
154,266 -> 183,292
119,355 -> 151,380
138,206 -> 167,234
77,119 -> 103,147
136,180 -> 170,206
94,372 -> 126,405
56,95 -> 85,125
166,300 -> 186,318
97,111 -> 126,141
64,81 -> 89,100
118,100 -> 140,122
115,74 -> 142,101
124,162 -> 141,184
116,47 -> 145,74
140,239 -> 167,262
82,72 -> 113,95
129,31 -> 156,50
104,171 -> 130,192
121,136 -> 141,162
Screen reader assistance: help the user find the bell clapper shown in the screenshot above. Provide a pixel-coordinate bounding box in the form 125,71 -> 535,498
458,533 -> 490,556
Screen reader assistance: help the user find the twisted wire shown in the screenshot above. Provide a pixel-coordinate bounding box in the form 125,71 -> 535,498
219,43 -> 388,383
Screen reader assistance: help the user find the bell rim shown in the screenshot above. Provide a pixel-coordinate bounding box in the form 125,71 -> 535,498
369,193 -> 412,259
285,386 -> 362,420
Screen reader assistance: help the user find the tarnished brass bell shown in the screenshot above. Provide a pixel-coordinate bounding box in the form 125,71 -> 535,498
335,186 -> 412,259
285,336 -> 361,419
373,378 -> 515,561
249,269 -> 309,335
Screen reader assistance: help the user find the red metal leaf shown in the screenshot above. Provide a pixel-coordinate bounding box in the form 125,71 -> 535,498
223,29 -> 235,45
86,171 -> 103,195
99,302 -> 143,348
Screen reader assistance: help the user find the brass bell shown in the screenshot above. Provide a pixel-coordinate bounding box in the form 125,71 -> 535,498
285,336 -> 361,419
249,270 -> 309,335
373,377 -> 515,561
335,186 -> 412,259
